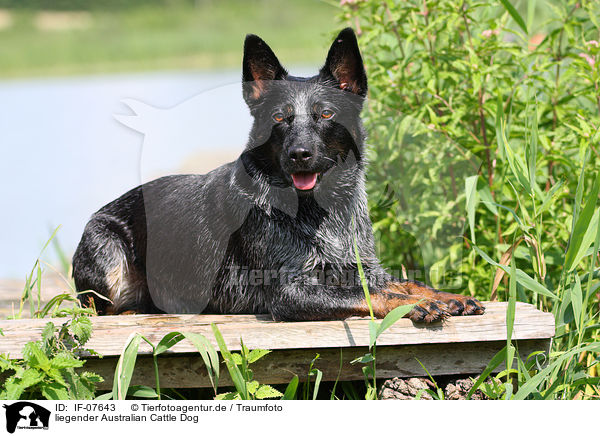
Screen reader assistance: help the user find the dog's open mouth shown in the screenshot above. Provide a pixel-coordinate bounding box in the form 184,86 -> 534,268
291,172 -> 319,190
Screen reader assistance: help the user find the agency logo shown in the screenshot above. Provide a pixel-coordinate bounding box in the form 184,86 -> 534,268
3,402 -> 50,433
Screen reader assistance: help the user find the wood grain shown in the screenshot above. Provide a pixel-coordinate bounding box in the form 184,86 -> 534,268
87,339 -> 551,389
0,302 -> 554,359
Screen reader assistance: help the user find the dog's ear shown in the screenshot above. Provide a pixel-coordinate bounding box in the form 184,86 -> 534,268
320,28 -> 367,97
242,34 -> 287,103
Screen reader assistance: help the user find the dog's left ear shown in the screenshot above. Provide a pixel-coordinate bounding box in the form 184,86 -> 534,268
242,34 -> 287,104
320,28 -> 367,97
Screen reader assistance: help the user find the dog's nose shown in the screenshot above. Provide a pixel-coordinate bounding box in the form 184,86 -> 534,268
288,146 -> 313,162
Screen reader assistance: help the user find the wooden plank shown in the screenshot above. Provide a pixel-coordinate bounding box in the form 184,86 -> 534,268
0,302 -> 554,359
87,339 -> 551,390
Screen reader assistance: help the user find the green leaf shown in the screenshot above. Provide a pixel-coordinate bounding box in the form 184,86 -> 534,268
41,381 -> 70,400
282,375 -> 299,400
6,368 -> 45,399
311,368 -> 323,400
536,179 -> 564,218
472,245 -> 557,299
506,257 -> 517,373
50,352 -> 84,369
23,342 -> 51,372
467,344 -> 513,399
368,320 -> 378,349
127,385 -> 158,398
211,323 -> 248,400
255,384 -> 283,399
181,332 -> 220,393
70,316 -> 93,345
527,105 -> 538,192
246,349 -> 271,364
351,353 -> 375,364
479,185 -> 498,215
113,333 -> 142,400
566,209 -> 599,273
465,175 -> 479,243
215,391 -> 239,400
499,120 -> 532,194
514,343 -> 600,399
41,322 -> 56,346
154,332 -> 185,355
80,371 -> 103,384
499,0 -> 528,34
353,219 -> 373,320
571,276 -> 583,333
231,353 -> 242,366
246,380 -> 259,395
565,173 -> 600,271
369,302 -> 417,349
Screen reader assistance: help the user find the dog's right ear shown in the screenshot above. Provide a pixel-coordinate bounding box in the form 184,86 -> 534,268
242,34 -> 287,104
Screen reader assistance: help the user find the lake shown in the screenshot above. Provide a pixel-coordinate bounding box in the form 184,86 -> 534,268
0,67 -> 314,279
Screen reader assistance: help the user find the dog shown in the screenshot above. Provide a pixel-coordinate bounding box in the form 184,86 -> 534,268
72,28 -> 484,322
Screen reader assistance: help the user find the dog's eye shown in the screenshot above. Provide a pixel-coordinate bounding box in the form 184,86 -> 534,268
273,113 -> 284,122
321,110 -> 334,119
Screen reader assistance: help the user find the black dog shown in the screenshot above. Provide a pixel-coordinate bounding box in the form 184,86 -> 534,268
72,28 -> 484,322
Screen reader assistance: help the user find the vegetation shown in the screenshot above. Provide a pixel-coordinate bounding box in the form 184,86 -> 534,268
1,0 -> 599,400
341,0 -> 600,399
0,0 -> 337,78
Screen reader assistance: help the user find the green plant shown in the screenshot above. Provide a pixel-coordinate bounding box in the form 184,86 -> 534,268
351,222 -> 417,399
211,324 -> 283,400
99,324 -> 288,400
0,311 -> 103,400
340,0 -> 600,399
1,228 -> 105,400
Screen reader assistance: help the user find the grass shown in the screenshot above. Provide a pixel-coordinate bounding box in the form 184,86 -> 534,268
0,0 -> 338,78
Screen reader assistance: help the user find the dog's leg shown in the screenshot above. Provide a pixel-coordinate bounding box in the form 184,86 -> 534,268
270,283 -> 453,323
73,215 -> 151,315
384,281 -> 485,316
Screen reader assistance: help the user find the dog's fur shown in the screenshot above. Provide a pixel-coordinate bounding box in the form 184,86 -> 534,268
72,28 -> 484,322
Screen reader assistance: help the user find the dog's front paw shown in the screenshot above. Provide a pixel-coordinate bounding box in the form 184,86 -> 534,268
443,295 -> 485,316
407,300 -> 450,323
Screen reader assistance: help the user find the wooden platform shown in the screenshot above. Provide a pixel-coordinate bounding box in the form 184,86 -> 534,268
0,302 -> 555,389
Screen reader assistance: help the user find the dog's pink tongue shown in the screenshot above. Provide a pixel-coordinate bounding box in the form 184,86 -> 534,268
291,173 -> 317,190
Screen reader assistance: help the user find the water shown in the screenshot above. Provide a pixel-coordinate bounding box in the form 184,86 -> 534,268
0,68 -> 314,279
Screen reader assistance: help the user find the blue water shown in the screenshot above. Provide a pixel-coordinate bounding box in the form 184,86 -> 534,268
0,68 -> 314,279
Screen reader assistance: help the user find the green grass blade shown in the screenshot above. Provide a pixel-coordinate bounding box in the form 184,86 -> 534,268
499,0 -> 528,34
282,375 -> 299,400
499,119 -> 532,194
527,104 -> 538,192
154,332 -> 185,355
572,151 -> 589,232
370,302 -> 418,349
506,257 -> 517,374
182,332 -> 220,393
467,345 -> 511,399
571,276 -> 583,334
127,385 -> 158,398
353,219 -> 373,320
312,368 -> 323,400
514,343 -> 600,399
565,172 -> 600,271
472,245 -> 556,299
465,175 -> 479,243
113,333 -> 142,400
211,323 -> 248,400
536,179 -> 564,218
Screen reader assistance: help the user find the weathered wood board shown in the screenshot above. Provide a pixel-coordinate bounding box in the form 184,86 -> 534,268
0,302 -> 555,389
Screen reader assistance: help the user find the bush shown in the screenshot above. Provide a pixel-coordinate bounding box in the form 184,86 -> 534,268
340,0 -> 600,399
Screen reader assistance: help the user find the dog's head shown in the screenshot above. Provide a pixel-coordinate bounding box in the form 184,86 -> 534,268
241,28 -> 367,195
